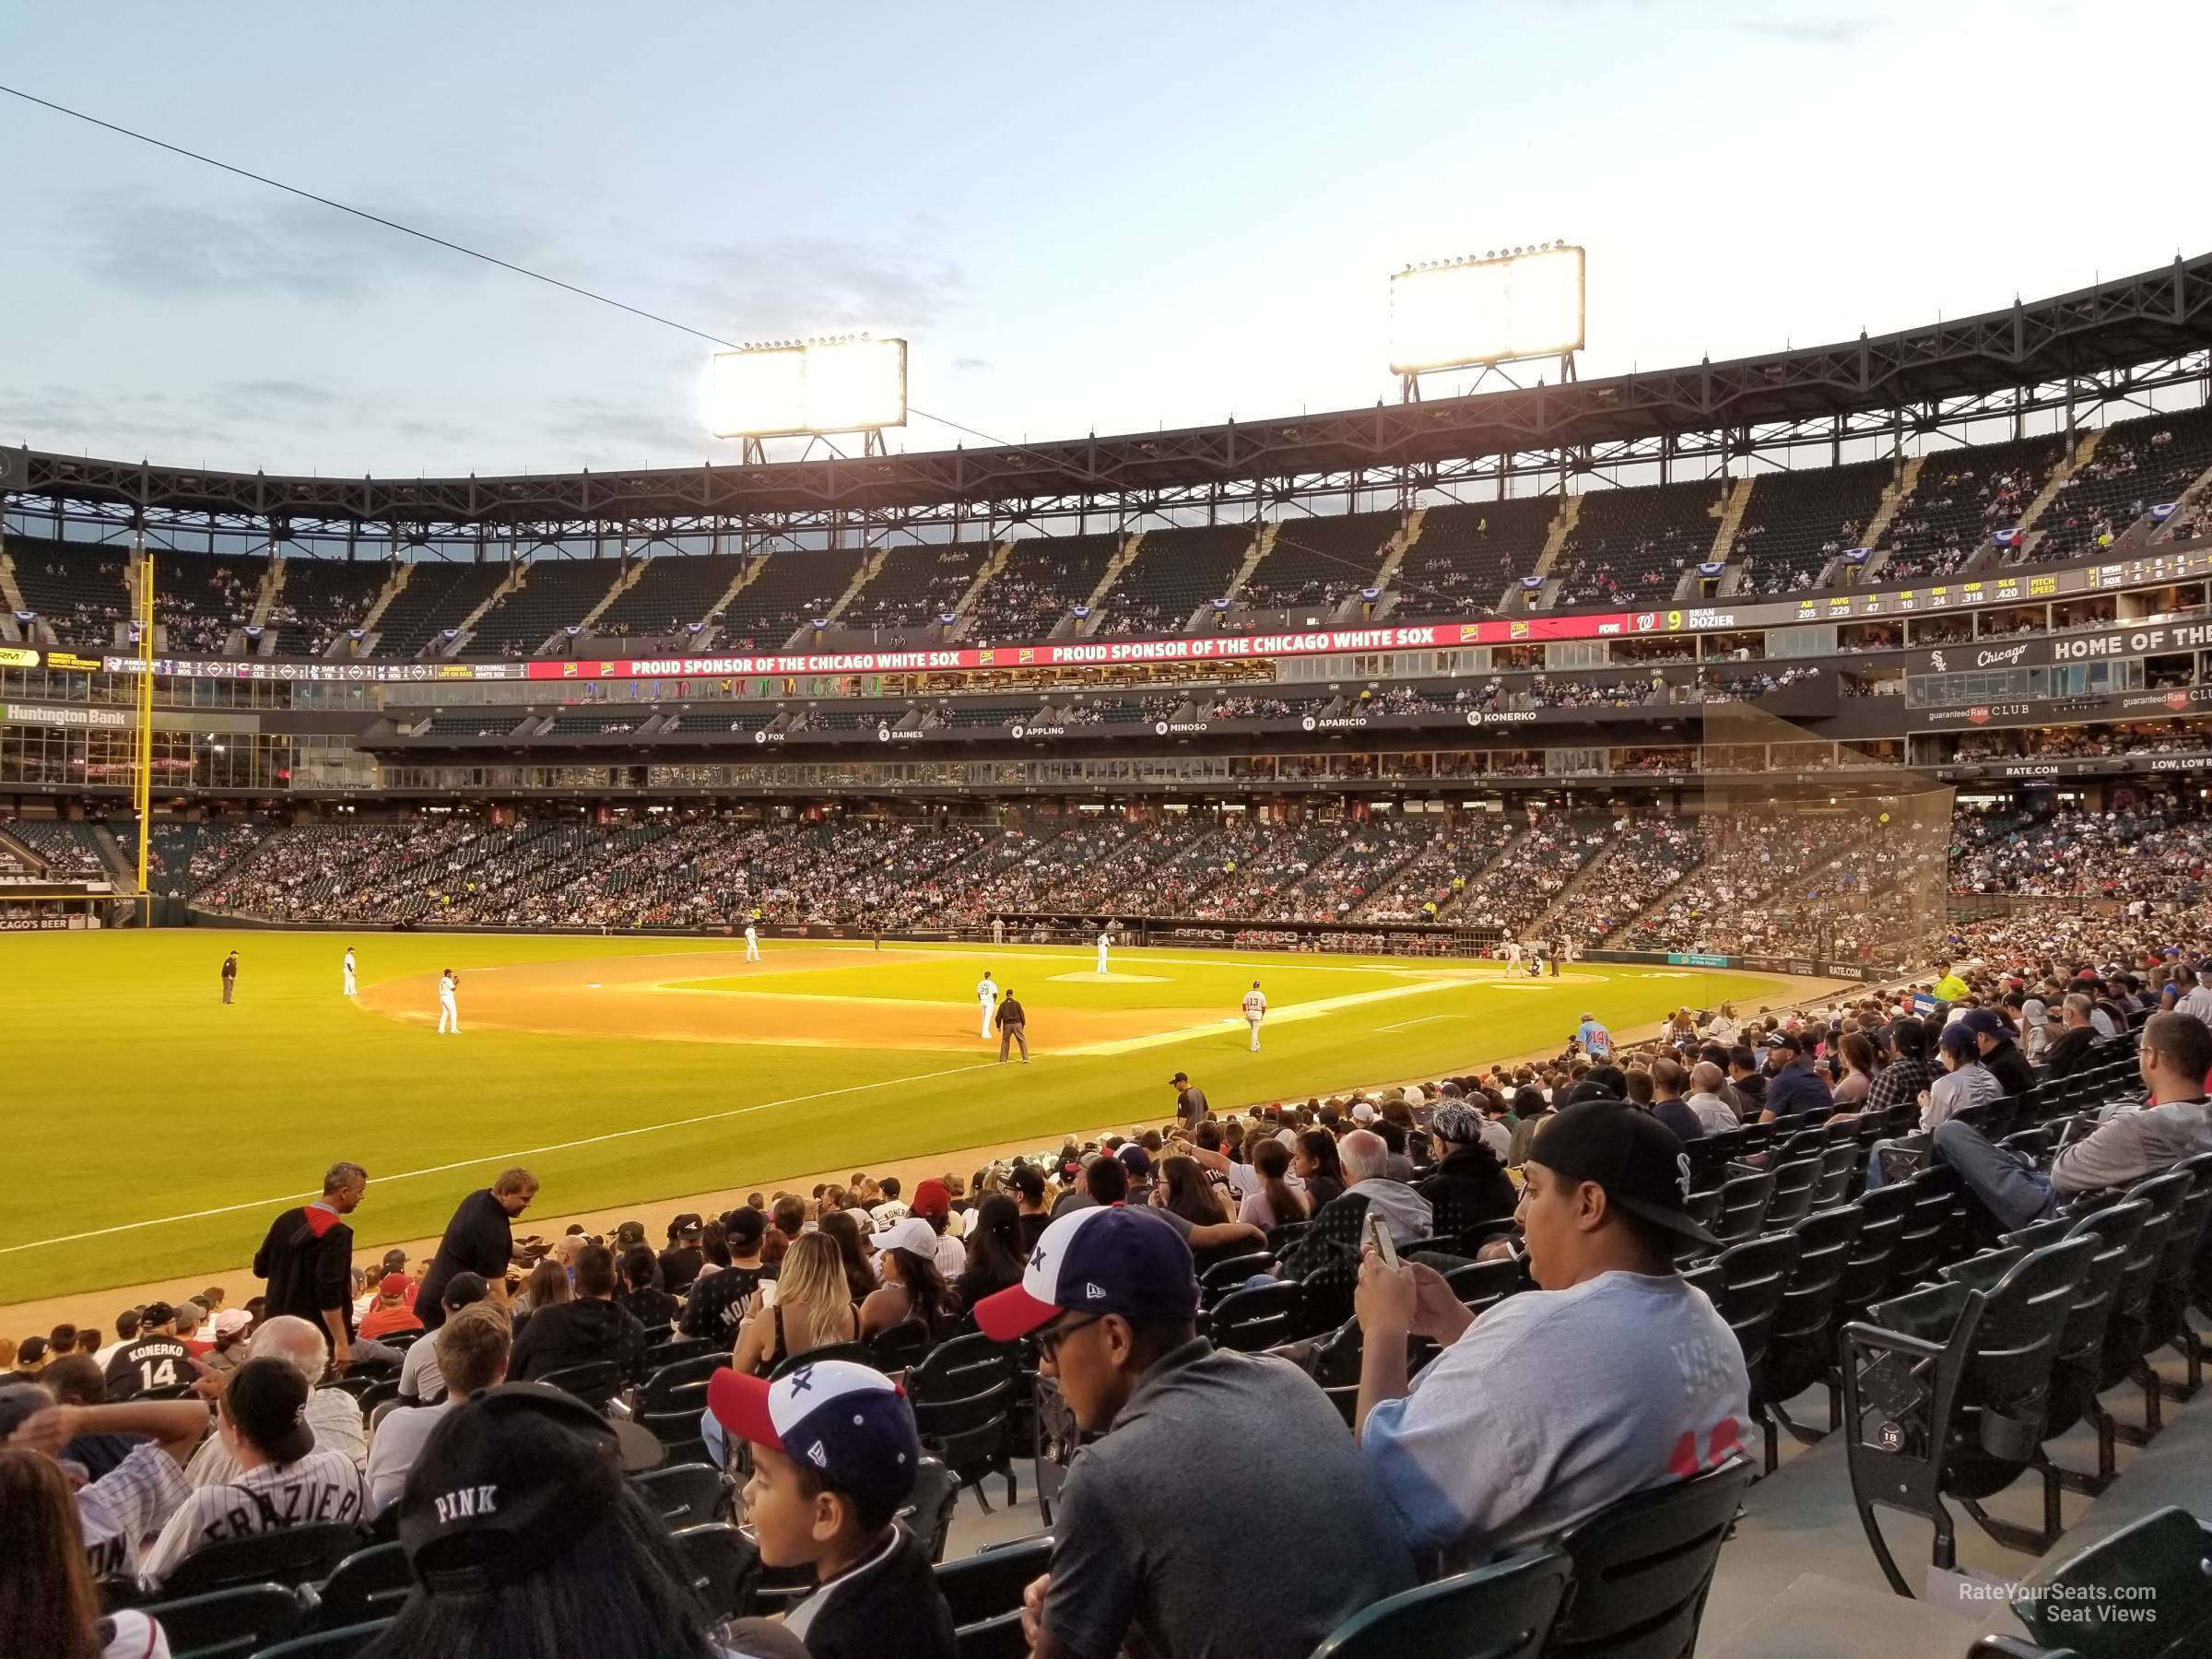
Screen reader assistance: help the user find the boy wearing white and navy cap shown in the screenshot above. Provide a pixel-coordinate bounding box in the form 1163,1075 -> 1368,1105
713,1359 -> 957,1659
975,1207 -> 1414,1659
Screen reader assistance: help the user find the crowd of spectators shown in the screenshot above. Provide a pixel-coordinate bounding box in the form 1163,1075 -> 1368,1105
1543,819 -> 1700,944
1950,798 -> 2212,901
136,793 -> 2212,952
16,896 -> 2212,1657
154,559 -> 262,655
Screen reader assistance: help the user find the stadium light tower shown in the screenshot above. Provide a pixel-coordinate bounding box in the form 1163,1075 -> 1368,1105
1389,242 -> 1585,402
705,335 -> 909,463
132,531 -> 155,917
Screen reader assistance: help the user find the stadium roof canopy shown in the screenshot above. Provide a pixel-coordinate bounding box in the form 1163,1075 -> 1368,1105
6,253 -> 2210,535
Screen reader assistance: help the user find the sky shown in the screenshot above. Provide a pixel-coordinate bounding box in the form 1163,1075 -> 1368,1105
0,0 -> 2206,481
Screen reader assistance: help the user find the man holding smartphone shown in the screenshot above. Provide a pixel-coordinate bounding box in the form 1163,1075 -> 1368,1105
1351,1100 -> 1748,1571
978,1206 -> 1413,1659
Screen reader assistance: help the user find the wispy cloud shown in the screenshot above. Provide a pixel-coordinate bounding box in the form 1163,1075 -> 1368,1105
533,393 -> 730,466
0,383 -> 229,451
63,187 -> 553,304
952,357 -> 993,374
668,234 -> 969,340
1731,14 -> 1881,45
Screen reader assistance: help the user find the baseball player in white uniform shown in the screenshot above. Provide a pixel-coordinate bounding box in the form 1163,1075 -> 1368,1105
1242,980 -> 1266,1051
342,947 -> 357,997
437,968 -> 460,1035
1095,930 -> 1112,974
1504,939 -> 1522,971
744,920 -> 761,962
976,971 -> 1000,1040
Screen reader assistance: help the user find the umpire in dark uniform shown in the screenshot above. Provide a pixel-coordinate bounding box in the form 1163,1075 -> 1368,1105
996,987 -> 1030,1063
221,950 -> 239,1004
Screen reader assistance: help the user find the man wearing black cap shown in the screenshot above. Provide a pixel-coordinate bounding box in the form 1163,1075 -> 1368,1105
136,1357 -> 369,1586
1758,1030 -> 1830,1124
102,1301 -> 201,1402
1353,1100 -> 1749,1571
1170,1071 -> 1207,1133
658,1215 -> 706,1295
983,1206 -> 1414,1659
1959,1007 -> 2035,1097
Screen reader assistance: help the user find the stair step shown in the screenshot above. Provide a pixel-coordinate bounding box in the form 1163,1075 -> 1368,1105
1699,1572 -> 1989,1659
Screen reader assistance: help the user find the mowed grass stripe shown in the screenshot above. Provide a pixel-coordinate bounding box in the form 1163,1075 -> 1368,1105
0,931 -> 1785,1300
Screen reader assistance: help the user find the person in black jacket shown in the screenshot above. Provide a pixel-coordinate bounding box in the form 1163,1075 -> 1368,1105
1959,1007 -> 2036,1098
509,1245 -> 645,1384
1418,1103 -> 1520,1239
255,1161 -> 367,1371
2042,995 -> 2104,1080
416,1167 -> 537,1332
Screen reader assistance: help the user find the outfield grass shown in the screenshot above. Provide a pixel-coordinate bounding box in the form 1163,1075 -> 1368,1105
0,929 -> 1790,1302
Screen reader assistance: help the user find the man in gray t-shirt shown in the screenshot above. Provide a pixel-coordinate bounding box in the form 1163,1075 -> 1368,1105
979,1206 -> 1413,1659
1170,1071 -> 1208,1131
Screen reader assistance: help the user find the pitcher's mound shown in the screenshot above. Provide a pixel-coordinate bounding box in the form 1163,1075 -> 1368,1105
1047,971 -> 1170,984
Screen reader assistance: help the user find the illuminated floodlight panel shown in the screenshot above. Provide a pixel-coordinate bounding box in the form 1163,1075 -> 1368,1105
1390,245 -> 1585,374
708,337 -> 908,438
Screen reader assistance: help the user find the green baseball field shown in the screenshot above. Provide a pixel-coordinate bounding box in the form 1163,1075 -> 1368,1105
0,930 -> 1796,1305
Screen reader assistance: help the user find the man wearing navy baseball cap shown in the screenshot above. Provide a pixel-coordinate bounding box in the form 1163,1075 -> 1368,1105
978,1206 -> 1413,1659
1354,1098 -> 1749,1572
712,1359 -> 957,1659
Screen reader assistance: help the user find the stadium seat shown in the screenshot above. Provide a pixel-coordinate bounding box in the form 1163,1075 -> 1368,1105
253,1621 -> 394,1659
637,1350 -> 730,1414
670,1522 -> 761,1622
2094,1171 -> 2192,1453
640,1335 -> 716,1371
1442,1257 -> 1524,1319
1712,1172 -> 1776,1246
1541,1456 -> 1752,1657
908,1332 -> 1022,1514
867,1317 -> 935,1373
1206,1282 -> 1302,1352
2009,1505 -> 2212,1659
900,1455 -> 962,1563
1307,1546 -> 1572,1659
1199,1251 -> 1276,1308
535,1359 -> 621,1411
1697,1231 -> 1802,1475
935,1531 -> 1054,1628
1762,1204 -> 1865,1450
155,1523 -> 365,1598
1760,1157 -> 1823,1231
1841,1235 -> 2093,1590
767,1343 -> 873,1381
629,1461 -> 729,1530
311,1539 -> 413,1630
135,1583 -> 306,1659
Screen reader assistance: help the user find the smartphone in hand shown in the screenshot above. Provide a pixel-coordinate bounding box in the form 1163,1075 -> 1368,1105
1366,1209 -> 1400,1271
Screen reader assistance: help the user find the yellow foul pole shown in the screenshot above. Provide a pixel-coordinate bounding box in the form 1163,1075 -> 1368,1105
135,541 -> 155,917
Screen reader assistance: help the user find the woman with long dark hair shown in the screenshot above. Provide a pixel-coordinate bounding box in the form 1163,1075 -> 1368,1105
1292,1129 -> 1346,1209
1831,1030 -> 1878,1109
1235,1138 -> 1310,1230
0,1448 -> 170,1659
953,1194 -> 1025,1311
860,1241 -> 958,1343
1153,1155 -> 1229,1226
